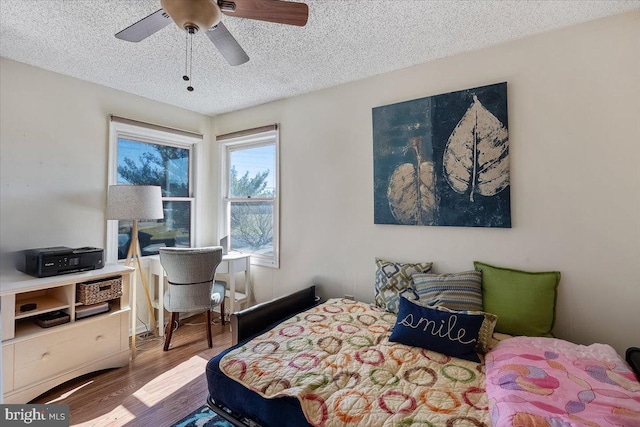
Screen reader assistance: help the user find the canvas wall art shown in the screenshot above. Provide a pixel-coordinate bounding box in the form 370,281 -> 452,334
372,82 -> 510,227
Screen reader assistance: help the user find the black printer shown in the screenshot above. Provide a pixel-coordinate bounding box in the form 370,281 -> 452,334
19,246 -> 104,277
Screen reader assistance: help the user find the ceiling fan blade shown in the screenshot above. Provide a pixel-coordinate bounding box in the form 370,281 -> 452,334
219,0 -> 308,27
206,22 -> 250,66
115,9 -> 173,42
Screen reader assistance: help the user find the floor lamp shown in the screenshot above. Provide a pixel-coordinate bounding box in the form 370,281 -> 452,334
107,184 -> 164,337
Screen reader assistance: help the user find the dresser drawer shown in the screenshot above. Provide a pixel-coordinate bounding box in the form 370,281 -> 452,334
3,344 -> 14,393
14,315 -> 121,389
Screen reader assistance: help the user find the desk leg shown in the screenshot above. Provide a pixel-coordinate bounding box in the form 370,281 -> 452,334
131,271 -> 137,359
228,264 -> 236,319
157,275 -> 165,337
148,262 -> 166,337
245,258 -> 251,306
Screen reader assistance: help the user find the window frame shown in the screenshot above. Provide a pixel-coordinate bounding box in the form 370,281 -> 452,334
218,126 -> 280,268
107,117 -> 201,264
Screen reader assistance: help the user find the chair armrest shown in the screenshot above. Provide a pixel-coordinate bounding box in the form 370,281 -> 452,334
230,285 -> 317,345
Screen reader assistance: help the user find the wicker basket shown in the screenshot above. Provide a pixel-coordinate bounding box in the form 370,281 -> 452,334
77,276 -> 123,305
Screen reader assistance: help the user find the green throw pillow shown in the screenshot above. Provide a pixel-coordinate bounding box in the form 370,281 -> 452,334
474,261 -> 560,337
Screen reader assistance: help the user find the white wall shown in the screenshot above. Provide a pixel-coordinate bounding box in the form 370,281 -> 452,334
211,11 -> 640,355
0,58 -> 214,331
1,12 -> 638,355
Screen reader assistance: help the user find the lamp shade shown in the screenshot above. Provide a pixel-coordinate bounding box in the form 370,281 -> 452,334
106,185 -> 164,220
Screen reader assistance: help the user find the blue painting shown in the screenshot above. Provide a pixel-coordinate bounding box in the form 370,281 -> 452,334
372,82 -> 511,227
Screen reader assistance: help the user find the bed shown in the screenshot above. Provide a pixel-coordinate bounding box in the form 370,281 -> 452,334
206,278 -> 640,426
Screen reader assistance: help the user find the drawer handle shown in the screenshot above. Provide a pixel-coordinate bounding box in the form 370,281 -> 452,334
41,352 -> 50,361
95,335 -> 104,342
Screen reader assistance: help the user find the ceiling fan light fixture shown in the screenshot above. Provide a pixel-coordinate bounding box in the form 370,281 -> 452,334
116,0 -> 308,68
160,0 -> 221,32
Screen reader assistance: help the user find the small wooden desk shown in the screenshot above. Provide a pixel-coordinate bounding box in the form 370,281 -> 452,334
149,252 -> 251,335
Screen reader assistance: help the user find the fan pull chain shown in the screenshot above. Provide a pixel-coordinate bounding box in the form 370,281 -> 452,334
183,31 -> 189,82
187,31 -> 194,92
182,27 -> 195,92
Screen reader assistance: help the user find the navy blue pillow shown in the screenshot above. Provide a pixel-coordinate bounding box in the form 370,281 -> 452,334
389,297 -> 484,362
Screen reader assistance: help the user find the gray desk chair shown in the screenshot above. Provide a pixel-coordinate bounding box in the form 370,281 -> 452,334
158,246 -> 226,351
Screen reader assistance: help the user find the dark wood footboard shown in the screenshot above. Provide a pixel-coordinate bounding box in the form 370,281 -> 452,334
230,285 -> 317,346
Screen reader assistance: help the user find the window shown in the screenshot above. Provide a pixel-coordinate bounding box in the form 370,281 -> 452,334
219,125 -> 279,268
107,116 -> 201,263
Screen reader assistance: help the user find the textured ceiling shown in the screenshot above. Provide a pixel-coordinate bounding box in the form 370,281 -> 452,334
1,0 -> 639,116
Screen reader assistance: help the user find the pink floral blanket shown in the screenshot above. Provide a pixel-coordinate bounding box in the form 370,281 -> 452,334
485,337 -> 640,427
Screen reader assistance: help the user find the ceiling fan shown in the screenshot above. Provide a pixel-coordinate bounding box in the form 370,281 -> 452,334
116,0 -> 308,89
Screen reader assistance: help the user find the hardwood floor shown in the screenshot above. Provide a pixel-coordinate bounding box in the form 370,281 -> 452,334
31,314 -> 232,427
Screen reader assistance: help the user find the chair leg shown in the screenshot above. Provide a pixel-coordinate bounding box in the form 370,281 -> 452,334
206,310 -> 213,348
220,298 -> 226,326
164,311 -> 178,351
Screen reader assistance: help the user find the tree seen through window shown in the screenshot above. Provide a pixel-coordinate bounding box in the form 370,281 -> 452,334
116,139 -> 191,258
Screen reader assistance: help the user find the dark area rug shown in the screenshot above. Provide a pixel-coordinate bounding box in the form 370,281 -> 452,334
172,405 -> 234,427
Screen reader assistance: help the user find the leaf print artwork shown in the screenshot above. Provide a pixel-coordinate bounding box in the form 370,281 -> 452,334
387,137 -> 437,225
443,95 -> 509,202
373,82 -> 510,227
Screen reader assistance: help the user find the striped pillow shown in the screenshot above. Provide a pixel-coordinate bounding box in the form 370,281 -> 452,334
410,270 -> 483,312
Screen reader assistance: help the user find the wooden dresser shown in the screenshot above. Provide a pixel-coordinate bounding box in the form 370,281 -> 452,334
1,265 -> 134,403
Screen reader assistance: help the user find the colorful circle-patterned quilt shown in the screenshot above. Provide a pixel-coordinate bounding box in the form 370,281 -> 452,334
220,298 -> 490,427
